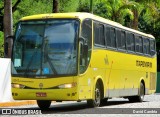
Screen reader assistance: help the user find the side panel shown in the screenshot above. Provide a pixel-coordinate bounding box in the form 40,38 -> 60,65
89,48 -> 156,98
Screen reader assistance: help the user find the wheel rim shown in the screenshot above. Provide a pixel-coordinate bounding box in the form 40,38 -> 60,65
95,88 -> 100,106
140,84 -> 144,100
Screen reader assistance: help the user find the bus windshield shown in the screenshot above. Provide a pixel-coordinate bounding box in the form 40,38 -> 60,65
12,19 -> 79,77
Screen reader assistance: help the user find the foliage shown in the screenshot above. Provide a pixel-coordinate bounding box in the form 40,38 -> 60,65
59,0 -> 79,12
0,31 -> 4,57
13,0 -> 53,25
137,0 -> 160,42
77,0 -> 90,12
94,0 -> 111,19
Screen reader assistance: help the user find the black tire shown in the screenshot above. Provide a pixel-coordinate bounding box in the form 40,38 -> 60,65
37,100 -> 51,110
87,82 -> 101,107
128,82 -> 145,102
100,98 -> 108,106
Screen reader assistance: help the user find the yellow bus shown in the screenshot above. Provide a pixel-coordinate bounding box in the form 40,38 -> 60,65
11,13 -> 157,109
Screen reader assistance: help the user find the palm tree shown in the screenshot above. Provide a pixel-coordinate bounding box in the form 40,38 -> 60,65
142,1 -> 160,29
132,0 -> 160,30
105,0 -> 137,25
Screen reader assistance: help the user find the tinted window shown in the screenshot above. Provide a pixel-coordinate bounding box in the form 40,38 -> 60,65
82,19 -> 92,47
143,38 -> 150,55
150,39 -> 156,56
117,29 -> 121,48
117,30 -> 126,50
80,19 -> 92,73
12,19 -> 79,76
94,22 -> 105,46
135,36 -> 143,53
110,27 -> 116,48
106,27 -> 116,48
121,31 -> 126,50
106,26 -> 111,47
126,33 -> 135,51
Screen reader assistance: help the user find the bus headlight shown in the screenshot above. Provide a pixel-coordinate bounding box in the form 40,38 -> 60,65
12,83 -> 25,89
58,82 -> 77,89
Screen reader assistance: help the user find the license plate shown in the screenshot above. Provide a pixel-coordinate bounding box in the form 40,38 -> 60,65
36,92 -> 47,97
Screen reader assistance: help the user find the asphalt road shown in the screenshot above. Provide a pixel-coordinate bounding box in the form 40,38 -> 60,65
1,94 -> 160,117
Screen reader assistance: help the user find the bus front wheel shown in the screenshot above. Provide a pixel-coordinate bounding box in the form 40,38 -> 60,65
87,82 -> 101,107
37,100 -> 51,110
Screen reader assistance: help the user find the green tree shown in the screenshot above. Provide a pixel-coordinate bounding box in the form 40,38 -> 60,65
59,0 -> 79,12
94,0 -> 137,25
94,0 -> 111,19
137,0 -> 160,41
0,31 -> 4,57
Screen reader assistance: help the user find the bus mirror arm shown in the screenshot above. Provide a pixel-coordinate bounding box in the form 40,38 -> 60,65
79,36 -> 87,44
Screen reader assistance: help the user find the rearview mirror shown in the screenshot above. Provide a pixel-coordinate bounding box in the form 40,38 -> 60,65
79,36 -> 88,57
151,50 -> 156,56
83,44 -> 88,58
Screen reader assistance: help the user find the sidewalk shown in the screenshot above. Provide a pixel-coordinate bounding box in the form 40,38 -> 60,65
0,100 -> 36,107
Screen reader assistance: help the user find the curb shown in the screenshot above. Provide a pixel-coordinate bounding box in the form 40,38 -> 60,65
0,100 -> 37,107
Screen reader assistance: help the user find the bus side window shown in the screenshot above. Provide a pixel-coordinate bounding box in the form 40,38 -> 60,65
105,26 -> 110,47
94,22 -> 105,46
80,19 -> 92,73
110,27 -> 116,48
150,39 -> 156,56
121,31 -> 126,50
135,36 -> 139,53
143,38 -> 150,55
117,29 -> 126,50
135,36 -> 143,53
117,29 -> 121,49
130,34 -> 135,52
126,33 -> 135,52
139,37 -> 143,53
126,32 -> 130,51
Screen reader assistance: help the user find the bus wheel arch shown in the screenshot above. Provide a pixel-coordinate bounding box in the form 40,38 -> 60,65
128,80 -> 145,102
87,78 -> 104,107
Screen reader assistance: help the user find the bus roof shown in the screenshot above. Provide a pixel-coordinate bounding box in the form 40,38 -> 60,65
20,12 -> 154,39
